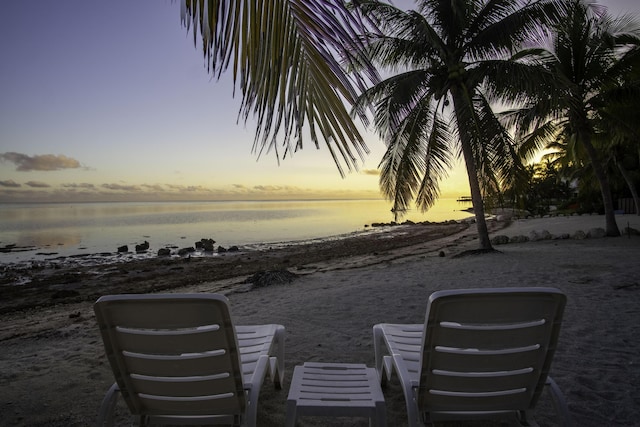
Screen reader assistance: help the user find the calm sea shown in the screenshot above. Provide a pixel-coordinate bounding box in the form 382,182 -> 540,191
0,198 -> 472,264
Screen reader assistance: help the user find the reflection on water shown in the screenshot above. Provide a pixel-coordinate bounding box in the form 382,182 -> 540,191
11,231 -> 82,249
0,199 -> 473,263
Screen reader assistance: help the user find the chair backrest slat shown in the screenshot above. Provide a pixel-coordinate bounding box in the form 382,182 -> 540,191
115,326 -> 230,356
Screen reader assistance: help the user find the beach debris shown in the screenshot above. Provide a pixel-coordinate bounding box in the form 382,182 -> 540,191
135,241 -> 150,252
117,245 -> 128,253
244,269 -> 299,289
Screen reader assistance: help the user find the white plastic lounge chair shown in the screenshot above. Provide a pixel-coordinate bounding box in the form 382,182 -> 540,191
373,287 -> 572,427
94,293 -> 285,426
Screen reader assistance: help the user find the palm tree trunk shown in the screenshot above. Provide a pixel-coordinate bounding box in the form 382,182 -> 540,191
451,88 -> 493,250
581,134 -> 621,236
615,161 -> 640,216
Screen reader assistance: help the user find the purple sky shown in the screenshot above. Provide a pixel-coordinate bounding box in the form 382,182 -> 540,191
0,0 -> 638,203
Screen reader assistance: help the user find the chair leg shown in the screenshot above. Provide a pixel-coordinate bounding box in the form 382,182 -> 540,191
371,399 -> 387,427
373,326 -> 386,383
405,387 -> 424,427
546,377 -> 573,427
246,355 -> 269,427
284,399 -> 297,427
272,325 -> 285,389
97,383 -> 120,427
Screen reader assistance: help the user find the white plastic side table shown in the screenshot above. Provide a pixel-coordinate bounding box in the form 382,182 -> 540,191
285,362 -> 387,427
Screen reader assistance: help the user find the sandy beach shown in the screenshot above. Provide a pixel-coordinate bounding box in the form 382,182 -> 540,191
1,214 -> 639,426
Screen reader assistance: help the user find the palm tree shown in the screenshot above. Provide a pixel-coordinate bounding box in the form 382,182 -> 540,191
178,0 -> 378,176
598,63 -> 640,215
351,0 -> 563,250
503,0 -> 640,236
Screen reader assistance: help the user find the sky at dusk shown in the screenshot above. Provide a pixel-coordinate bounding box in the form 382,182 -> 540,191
1,0 -> 638,203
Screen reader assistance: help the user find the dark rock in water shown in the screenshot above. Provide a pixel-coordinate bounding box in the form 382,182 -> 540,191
196,239 -> 216,251
228,245 -> 239,252
135,241 -> 150,252
438,251 -> 445,257
117,245 -> 128,253
244,269 -> 299,288
201,238 -> 216,252
217,246 -> 227,253
178,247 -> 195,256
157,248 -> 171,257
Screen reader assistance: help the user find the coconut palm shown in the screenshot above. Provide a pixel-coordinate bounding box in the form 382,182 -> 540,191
352,0 -> 563,250
503,0 -> 640,236
598,63 -> 640,215
179,0 -> 378,176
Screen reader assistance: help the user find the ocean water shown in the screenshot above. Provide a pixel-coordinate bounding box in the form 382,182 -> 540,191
0,198 -> 473,264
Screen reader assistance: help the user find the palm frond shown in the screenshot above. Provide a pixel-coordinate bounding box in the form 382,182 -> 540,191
466,0 -> 565,61
180,0 -> 378,175
378,100 -> 453,215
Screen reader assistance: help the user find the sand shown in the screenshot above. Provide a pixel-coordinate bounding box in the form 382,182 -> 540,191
1,214 -> 639,426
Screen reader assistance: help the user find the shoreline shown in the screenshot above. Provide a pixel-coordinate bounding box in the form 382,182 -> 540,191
0,198 -> 477,266
0,221 -> 475,315
1,214 -> 639,426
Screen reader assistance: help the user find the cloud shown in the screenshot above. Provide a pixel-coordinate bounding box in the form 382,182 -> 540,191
361,169 -> 380,176
164,184 -> 212,193
25,181 -> 51,188
0,152 -> 82,171
253,185 -> 299,192
184,186 -> 212,192
0,179 -> 21,188
102,183 -> 141,192
62,183 -> 96,189
141,184 -> 166,192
